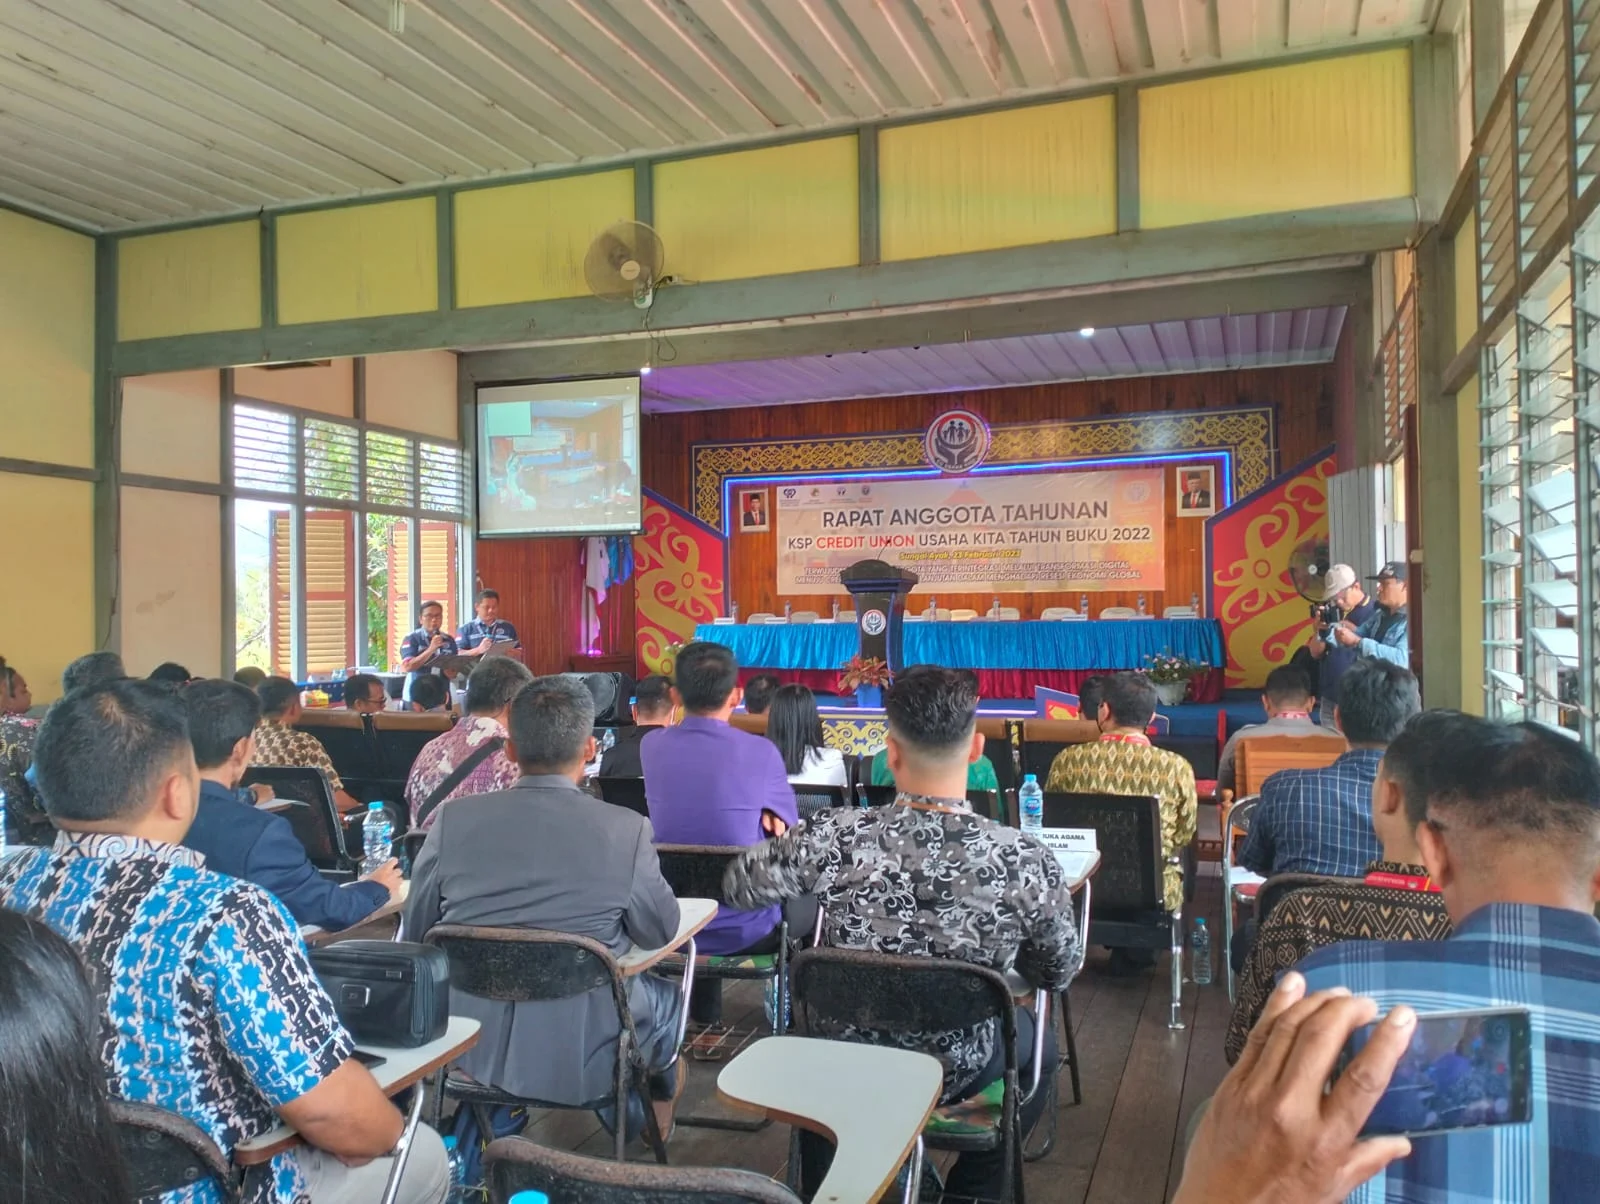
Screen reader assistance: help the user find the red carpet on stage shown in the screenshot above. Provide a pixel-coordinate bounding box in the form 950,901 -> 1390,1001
737,667 -> 1225,703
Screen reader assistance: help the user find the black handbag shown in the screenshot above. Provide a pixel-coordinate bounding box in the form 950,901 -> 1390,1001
308,940 -> 450,1049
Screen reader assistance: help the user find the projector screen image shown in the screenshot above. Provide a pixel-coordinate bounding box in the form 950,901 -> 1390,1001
476,377 -> 641,537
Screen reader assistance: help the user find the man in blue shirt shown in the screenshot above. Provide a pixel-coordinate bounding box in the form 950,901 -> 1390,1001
1299,712 -> 1600,1204
457,588 -> 520,658
182,678 -> 400,932
1332,561 -> 1409,669
1239,658 -> 1420,880
398,599 -> 459,701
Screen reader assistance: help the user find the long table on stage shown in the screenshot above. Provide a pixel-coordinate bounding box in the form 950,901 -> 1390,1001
694,617 -> 1227,700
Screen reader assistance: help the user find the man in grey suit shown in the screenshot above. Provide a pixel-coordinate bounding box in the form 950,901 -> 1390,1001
405,675 -> 685,1139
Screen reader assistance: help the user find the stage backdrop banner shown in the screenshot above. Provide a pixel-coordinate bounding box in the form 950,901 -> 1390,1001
775,468 -> 1165,595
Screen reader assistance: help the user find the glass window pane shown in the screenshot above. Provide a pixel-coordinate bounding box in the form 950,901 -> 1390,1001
234,406 -> 296,494
420,442 -> 465,514
305,418 -> 360,501
235,498 -> 295,675
364,515 -> 411,671
365,431 -> 415,508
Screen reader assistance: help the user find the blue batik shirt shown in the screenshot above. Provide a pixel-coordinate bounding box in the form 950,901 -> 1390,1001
0,831 -> 354,1204
1238,746 -> 1385,878
1299,903 -> 1600,1204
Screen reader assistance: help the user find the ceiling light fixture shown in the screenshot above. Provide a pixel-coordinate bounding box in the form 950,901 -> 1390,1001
640,362 -> 652,376
1079,327 -> 1095,337
389,0 -> 406,34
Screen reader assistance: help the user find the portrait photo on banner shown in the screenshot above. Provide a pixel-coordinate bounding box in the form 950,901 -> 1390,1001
1175,465 -> 1216,517
738,487 -> 770,532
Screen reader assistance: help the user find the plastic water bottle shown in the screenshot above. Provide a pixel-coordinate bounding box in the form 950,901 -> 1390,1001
442,1135 -> 469,1201
362,801 -> 393,874
1189,591 -> 1200,613
508,1194 -> 549,1204
992,595 -> 1002,617
784,599 -> 792,619
0,786 -> 8,858
1018,774 -> 1044,832
763,975 -> 791,1031
1136,592 -> 1148,616
831,597 -> 840,621
1191,918 -> 1213,985
730,600 -> 739,623
1079,593 -> 1089,616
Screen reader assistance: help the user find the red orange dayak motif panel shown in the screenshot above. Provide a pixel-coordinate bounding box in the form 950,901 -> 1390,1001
634,490 -> 727,676
1206,451 -> 1335,689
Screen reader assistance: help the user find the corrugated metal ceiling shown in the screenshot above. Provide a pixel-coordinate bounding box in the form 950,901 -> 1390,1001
641,305 -> 1346,410
0,0 -> 1442,230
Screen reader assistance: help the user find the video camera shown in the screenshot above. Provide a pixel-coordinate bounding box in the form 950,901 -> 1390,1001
1310,600 -> 1341,629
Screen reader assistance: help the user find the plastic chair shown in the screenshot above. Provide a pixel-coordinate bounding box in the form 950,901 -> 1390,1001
1097,606 -> 1138,620
294,710 -> 385,797
598,776 -> 650,817
948,608 -> 980,622
1038,607 -> 1077,621
241,766 -> 357,878
112,1099 -> 239,1203
788,611 -> 819,624
370,711 -> 455,790
837,611 -> 857,624
1161,606 -> 1199,619
788,949 -> 1040,1204
423,925 -> 688,1164
485,1136 -> 801,1203
745,613 -> 776,625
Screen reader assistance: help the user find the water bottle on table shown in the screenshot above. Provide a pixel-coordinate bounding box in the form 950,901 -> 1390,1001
1018,774 -> 1043,832
1079,593 -> 1089,617
1191,918 -> 1213,985
362,801 -> 393,875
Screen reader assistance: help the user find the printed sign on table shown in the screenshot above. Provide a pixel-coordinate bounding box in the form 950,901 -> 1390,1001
775,468 -> 1165,595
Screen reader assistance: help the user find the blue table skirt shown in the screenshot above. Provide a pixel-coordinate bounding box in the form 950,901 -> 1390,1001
692,619 -> 1224,671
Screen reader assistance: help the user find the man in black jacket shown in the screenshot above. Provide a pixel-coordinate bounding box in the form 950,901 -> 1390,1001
182,679 -> 400,932
598,674 -> 673,779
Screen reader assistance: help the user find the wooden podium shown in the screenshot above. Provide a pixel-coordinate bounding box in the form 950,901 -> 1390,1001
839,560 -> 920,673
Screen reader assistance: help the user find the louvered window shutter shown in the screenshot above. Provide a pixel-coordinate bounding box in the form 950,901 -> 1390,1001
304,510 -> 356,676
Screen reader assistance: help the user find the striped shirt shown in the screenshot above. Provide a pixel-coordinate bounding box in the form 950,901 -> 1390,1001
0,831 -> 353,1204
1238,747 -> 1384,879
1299,903 -> 1600,1204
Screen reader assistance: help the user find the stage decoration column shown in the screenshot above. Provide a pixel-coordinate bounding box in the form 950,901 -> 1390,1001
1204,449 -> 1336,690
633,490 -> 727,676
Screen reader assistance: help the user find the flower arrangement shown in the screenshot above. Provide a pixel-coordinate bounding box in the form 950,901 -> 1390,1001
1140,651 -> 1208,685
837,655 -> 891,693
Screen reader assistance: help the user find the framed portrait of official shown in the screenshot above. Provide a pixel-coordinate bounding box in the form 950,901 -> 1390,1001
738,487 -> 770,532
1175,466 -> 1216,517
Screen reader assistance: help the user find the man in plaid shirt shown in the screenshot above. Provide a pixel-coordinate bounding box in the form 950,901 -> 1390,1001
1239,659 -> 1420,879
1298,712 -> 1600,1203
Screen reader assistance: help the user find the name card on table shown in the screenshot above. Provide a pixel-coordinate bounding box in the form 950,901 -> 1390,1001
1038,827 -> 1097,854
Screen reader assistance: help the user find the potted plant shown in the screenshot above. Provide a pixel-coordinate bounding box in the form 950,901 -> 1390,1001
838,655 -> 891,708
1141,651 -> 1206,706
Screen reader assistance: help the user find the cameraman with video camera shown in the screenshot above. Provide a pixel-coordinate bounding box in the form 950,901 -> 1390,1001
1302,564 -> 1377,728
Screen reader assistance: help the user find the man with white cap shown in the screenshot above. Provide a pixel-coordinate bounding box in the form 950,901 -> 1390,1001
1303,563 -> 1376,728
1333,561 -> 1409,668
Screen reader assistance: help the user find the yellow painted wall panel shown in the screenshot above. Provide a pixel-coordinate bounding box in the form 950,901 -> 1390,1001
0,209 -> 94,467
455,171 -> 633,307
654,138 -> 858,283
0,472 -> 94,703
1139,49 -> 1414,228
121,370 -> 222,483
276,197 -> 437,324
120,487 -> 222,680
365,350 -> 458,440
1453,226 -> 1478,353
880,97 -> 1116,261
234,359 -> 354,418
117,221 -> 260,341
1457,375 -> 1483,715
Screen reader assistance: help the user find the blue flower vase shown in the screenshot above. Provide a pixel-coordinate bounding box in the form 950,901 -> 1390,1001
855,685 -> 883,709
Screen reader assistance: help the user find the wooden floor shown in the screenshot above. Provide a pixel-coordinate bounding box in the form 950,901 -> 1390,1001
515,872 -> 1231,1204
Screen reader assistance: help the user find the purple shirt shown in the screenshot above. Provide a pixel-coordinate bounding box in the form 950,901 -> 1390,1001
640,716 -> 798,954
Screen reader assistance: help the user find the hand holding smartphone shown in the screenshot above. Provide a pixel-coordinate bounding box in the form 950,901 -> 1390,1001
1334,1007 -> 1532,1139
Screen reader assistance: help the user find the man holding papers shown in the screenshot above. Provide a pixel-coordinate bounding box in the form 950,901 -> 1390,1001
724,665 -> 1077,1204
457,588 -> 521,657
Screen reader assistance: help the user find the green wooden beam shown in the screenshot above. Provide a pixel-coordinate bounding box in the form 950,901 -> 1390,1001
259,212 -> 278,331
113,197 -> 1417,376
858,126 -> 881,266
1411,34 -> 1458,223
1116,85 -> 1140,233
0,457 -> 99,481
93,234 -> 119,651
461,261 -> 1370,382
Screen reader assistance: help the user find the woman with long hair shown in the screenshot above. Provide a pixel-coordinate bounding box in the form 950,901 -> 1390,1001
766,684 -> 848,787
0,908 -> 132,1204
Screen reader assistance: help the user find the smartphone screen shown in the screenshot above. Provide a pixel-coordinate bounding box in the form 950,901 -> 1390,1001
351,1049 -> 388,1072
1337,1007 -> 1532,1139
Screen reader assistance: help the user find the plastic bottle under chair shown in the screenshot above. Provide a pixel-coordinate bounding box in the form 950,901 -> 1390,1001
361,801 -> 393,876
1191,918 -> 1213,985
1018,774 -> 1043,832
508,1194 -> 549,1204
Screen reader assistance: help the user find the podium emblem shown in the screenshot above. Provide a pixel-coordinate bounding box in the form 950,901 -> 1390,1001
924,409 -> 990,473
860,608 -> 888,636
